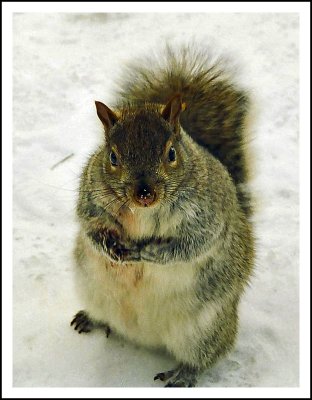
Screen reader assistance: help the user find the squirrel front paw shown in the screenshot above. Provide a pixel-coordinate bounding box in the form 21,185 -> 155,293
139,237 -> 174,263
105,229 -> 141,262
88,229 -> 141,263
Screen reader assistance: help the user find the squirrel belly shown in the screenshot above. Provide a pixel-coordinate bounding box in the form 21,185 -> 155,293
74,231 -> 200,350
72,45 -> 254,387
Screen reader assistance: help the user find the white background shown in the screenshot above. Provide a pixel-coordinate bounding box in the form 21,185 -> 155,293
3,2 -> 310,398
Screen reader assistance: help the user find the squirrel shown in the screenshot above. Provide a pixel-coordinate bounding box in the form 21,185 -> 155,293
70,45 -> 254,387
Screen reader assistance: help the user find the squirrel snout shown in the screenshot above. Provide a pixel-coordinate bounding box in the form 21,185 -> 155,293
133,183 -> 156,207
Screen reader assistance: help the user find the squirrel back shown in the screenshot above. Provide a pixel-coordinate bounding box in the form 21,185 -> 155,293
117,45 -> 252,216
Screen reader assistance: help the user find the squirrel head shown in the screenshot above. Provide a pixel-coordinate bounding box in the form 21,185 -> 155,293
94,95 -> 186,209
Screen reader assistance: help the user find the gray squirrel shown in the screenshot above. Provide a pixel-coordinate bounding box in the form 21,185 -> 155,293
71,45 -> 254,387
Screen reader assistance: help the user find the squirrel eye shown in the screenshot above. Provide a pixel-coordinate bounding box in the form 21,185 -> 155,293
110,151 -> 118,166
168,146 -> 176,163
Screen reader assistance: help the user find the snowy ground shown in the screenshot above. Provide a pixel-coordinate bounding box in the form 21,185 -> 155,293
12,12 -> 299,388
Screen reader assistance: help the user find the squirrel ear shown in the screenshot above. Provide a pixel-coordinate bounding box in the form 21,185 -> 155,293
161,94 -> 184,132
95,101 -> 118,134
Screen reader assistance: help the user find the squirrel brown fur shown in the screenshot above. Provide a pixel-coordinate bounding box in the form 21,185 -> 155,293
118,46 -> 253,217
71,45 -> 255,387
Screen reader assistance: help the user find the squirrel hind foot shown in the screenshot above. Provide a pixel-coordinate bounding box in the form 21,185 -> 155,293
70,310 -> 111,337
154,364 -> 198,387
71,310 -> 95,334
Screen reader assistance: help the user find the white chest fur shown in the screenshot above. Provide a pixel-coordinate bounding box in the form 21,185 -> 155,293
117,204 -> 184,239
118,206 -> 157,239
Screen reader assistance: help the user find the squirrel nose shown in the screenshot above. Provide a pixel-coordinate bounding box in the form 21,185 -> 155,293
134,183 -> 156,207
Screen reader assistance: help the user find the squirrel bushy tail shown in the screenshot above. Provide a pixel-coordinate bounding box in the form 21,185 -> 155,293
117,45 -> 252,217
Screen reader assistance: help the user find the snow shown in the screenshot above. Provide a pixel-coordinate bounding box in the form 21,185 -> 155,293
11,12 -> 300,389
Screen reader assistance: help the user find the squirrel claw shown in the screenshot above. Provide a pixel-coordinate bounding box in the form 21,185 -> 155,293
109,247 -> 141,263
71,310 -> 112,338
103,325 -> 111,337
154,365 -> 197,387
154,369 -> 176,382
71,310 -> 94,334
